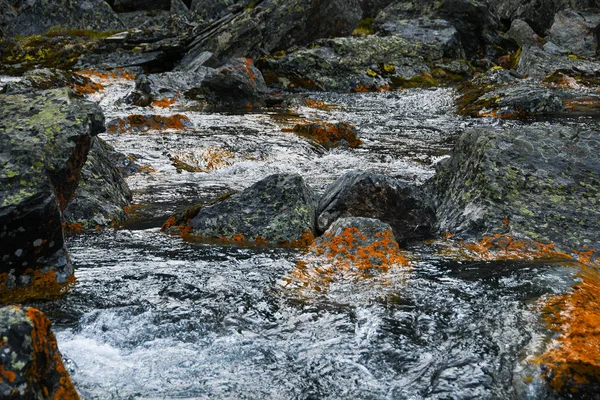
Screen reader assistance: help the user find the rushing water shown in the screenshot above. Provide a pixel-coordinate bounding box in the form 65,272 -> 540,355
7,75 -> 594,399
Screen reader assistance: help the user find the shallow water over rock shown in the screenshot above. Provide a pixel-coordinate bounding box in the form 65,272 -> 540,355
11,75 -> 598,399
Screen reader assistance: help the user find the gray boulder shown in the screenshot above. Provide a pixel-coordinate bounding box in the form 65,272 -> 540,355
0,88 -> 104,298
181,0 -> 362,66
0,68 -> 91,95
172,174 -> 317,245
0,306 -> 79,398
0,0 -> 16,37
317,171 -> 435,244
433,125 -> 600,251
548,9 -> 600,58
516,44 -> 600,78
63,137 -> 133,231
7,0 -> 124,37
507,19 -> 542,47
189,0 -> 254,23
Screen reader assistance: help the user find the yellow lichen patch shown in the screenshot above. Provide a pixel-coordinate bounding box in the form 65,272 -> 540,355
437,234 -> 572,263
0,270 -> 75,304
25,308 -> 79,400
538,263 -> 600,395
287,121 -> 362,149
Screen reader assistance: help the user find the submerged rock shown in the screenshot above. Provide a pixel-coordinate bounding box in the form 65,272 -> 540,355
0,306 -> 79,399
63,137 -> 133,231
202,58 -> 268,109
7,0 -> 124,37
181,0 -> 362,66
0,88 -> 104,300
433,125 -> 600,251
166,174 -> 317,245
317,171 -> 435,243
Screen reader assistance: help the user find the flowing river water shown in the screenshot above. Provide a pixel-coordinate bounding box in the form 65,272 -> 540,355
6,75 -> 597,399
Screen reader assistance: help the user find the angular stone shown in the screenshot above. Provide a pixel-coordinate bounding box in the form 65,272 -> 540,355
548,9 -> 600,58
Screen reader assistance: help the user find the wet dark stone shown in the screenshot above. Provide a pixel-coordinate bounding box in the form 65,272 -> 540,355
186,173 -> 317,244
63,138 -> 133,231
433,125 -> 600,251
317,171 -> 436,244
0,68 -> 91,95
0,306 -> 79,399
112,0 -> 171,12
0,88 -> 104,293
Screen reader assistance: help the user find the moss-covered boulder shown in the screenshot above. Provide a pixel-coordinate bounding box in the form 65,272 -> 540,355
6,0 -> 124,37
181,0 -> 362,66
0,306 -> 79,399
432,125 -> 600,251
0,88 -> 104,301
317,171 -> 435,243
63,137 -> 132,231
165,173 -> 317,245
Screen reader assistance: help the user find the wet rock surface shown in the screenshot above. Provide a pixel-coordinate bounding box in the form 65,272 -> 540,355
317,171 -> 435,243
0,88 -> 104,298
547,9 -> 600,58
63,137 -> 132,231
0,306 -> 78,399
0,68 -> 92,95
172,173 -> 317,244
433,125 -> 600,251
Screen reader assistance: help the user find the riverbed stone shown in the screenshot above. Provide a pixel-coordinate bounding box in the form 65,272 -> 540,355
0,88 -> 104,300
317,171 -> 435,243
183,173 -> 317,245
6,0 -> 124,37
547,9 -> 600,58
433,125 -> 600,251
0,68 -> 92,95
0,306 -> 79,399
63,137 -> 133,231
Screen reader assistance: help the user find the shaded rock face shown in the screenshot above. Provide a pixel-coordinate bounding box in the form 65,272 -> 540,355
0,0 -> 16,37
433,126 -> 600,251
0,306 -> 79,399
548,9 -> 600,58
63,137 -> 132,231
0,88 -> 104,297
7,0 -> 124,37
373,0 -> 498,56
317,171 -> 435,244
189,0 -> 254,23
358,0 -> 394,18
202,58 -> 268,109
186,173 -> 317,244
181,0 -> 362,66
507,19 -> 542,46
112,0 -> 171,12
490,0 -> 599,34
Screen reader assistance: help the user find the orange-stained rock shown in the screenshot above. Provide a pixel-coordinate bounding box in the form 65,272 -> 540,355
287,121 -> 362,149
0,306 -> 79,399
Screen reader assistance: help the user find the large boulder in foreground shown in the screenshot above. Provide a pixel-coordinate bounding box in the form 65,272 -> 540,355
317,171 -> 435,244
0,306 -> 79,399
165,174 -> 317,245
181,0 -> 362,66
7,0 -> 124,37
0,88 -> 104,300
433,125 -> 600,251
63,137 -> 132,231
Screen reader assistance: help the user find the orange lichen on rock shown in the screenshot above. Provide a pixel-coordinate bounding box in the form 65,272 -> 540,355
107,114 -> 191,134
241,58 -> 257,88
63,222 -> 84,234
71,81 -> 104,96
0,365 -> 16,383
25,308 -> 79,400
0,269 -> 75,304
169,147 -> 235,173
353,82 -> 370,92
303,98 -> 338,110
438,234 -> 572,263
538,264 -> 600,395
152,98 -> 177,108
289,121 -> 362,149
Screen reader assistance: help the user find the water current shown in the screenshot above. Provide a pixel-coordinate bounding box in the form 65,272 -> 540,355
4,75 -> 597,399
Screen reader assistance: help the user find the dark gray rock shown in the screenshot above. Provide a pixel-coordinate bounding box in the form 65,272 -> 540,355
433,125 -> 600,250
63,137 -> 132,231
0,68 -> 91,95
202,58 -> 268,109
0,88 -> 104,296
181,0 -> 362,66
112,0 -> 171,12
548,9 -> 600,58
189,0 -> 254,23
516,44 -> 600,78
183,173 -> 317,244
0,0 -> 16,37
358,0 -> 394,18
0,306 -> 79,398
507,19 -> 542,47
7,0 -> 124,37
373,0 -> 499,56
317,171 -> 435,243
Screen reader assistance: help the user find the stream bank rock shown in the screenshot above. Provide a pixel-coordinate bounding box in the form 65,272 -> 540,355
0,88 -> 104,301
317,171 -> 435,244
165,174 -> 317,245
63,137 -> 133,231
433,125 -> 600,252
181,0 -> 362,66
0,306 -> 79,399
547,9 -> 600,58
